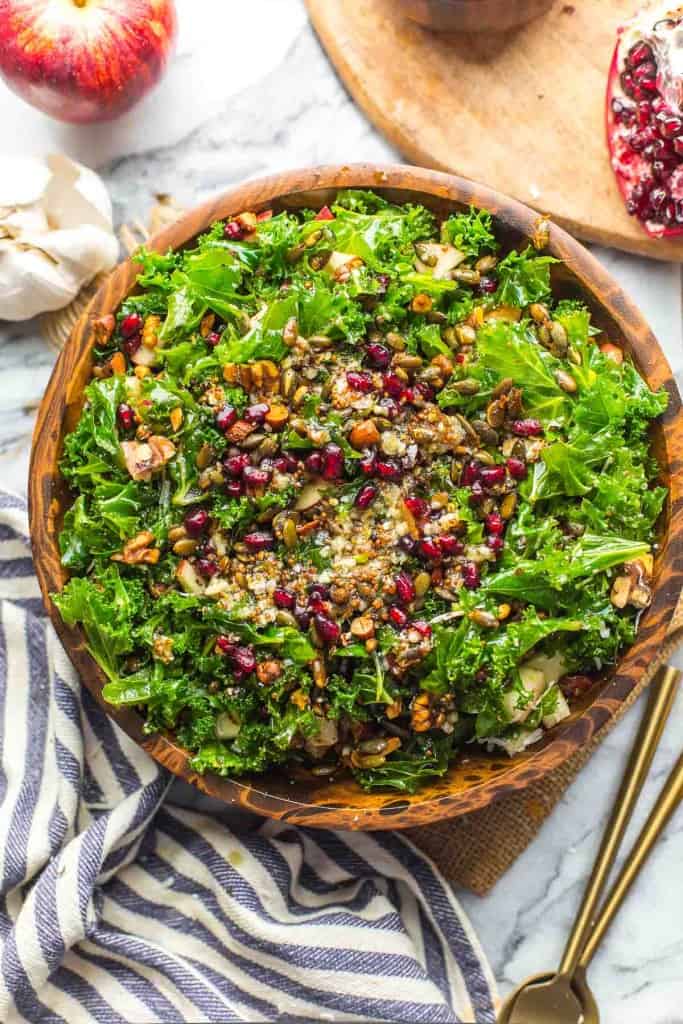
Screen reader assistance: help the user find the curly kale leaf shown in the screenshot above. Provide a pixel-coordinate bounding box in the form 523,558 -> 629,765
440,207 -> 498,258
494,248 -> 557,308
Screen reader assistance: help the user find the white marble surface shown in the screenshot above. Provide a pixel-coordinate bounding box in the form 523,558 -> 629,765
1,1 -> 682,1020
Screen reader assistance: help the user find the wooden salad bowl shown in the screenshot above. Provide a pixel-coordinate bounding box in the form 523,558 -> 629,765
29,164 -> 683,830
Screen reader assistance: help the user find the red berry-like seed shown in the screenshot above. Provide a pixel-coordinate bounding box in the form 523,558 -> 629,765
462,562 -> 481,589
355,483 -> 378,509
120,313 -> 143,338
366,343 -> 391,368
511,419 -> 543,437
469,481 -> 485,506
479,275 -> 498,294
376,460 -> 401,480
225,480 -> 244,498
389,606 -> 409,629
412,620 -> 433,638
346,370 -> 374,393
206,331 -> 222,347
116,402 -> 135,430
122,335 -> 142,356
485,512 -> 505,535
245,403 -> 270,424
479,465 -> 506,488
404,496 -> 429,518
461,461 -> 480,486
506,456 -> 527,479
273,588 -> 296,610
184,508 -> 209,537
216,635 -> 236,655
305,451 -> 324,475
359,452 -> 377,476
487,535 -> 505,554
216,405 -> 238,432
395,572 -> 416,604
196,558 -> 218,578
244,531 -> 275,551
308,583 -> 330,601
243,466 -> 271,489
314,614 -> 341,645
315,205 -> 335,221
382,373 -> 404,398
627,41 -> 653,68
418,538 -> 442,561
322,443 -> 344,480
224,453 -> 250,477
274,454 -> 299,473
224,220 -> 245,240
438,535 -> 464,556
232,646 -> 256,675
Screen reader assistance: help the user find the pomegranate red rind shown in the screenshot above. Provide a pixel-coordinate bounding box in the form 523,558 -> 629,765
606,2 -> 683,238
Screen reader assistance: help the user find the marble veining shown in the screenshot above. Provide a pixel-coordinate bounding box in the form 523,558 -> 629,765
0,2 -> 681,1020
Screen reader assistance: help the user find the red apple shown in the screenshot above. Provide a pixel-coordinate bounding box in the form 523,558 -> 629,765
0,0 -> 177,124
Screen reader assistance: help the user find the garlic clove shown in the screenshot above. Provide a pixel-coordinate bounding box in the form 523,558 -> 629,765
0,156 -> 51,207
0,242 -> 77,320
44,153 -> 114,233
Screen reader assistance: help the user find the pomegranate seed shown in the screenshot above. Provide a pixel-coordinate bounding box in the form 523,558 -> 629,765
469,482 -> 485,506
196,558 -> 218,578
418,539 -> 442,561
620,70 -> 636,98
206,331 -> 222,347
399,535 -> 417,555
461,461 -> 481,486
216,405 -> 238,432
224,453 -> 251,477
650,186 -> 669,212
438,535 -> 464,556
273,588 -> 296,610
404,496 -> 429,518
244,531 -> 275,551
346,370 -> 374,392
485,512 -> 505,535
674,137 -> 683,156
224,220 -> 245,240
389,606 -> 409,629
412,620 -> 432,638
635,100 -> 652,127
216,635 -> 236,655
479,465 -> 506,488
245,403 -> 270,424
116,402 -> 135,431
225,479 -> 244,498
232,646 -> 257,676
184,508 -> 209,536
462,562 -> 481,589
511,419 -> 543,437
487,535 -> 505,554
359,452 -> 377,476
657,114 -> 683,139
413,382 -> 435,402
120,313 -> 143,338
315,205 -> 335,221
294,606 -> 311,630
355,483 -> 378,509
365,343 -> 391,368
322,443 -> 344,480
122,335 -> 142,356
611,97 -> 635,125
478,275 -> 498,295
243,466 -> 271,489
633,60 -> 657,83
506,457 -> 528,480
627,41 -> 653,68
395,572 -> 416,604
382,373 -> 404,398
314,613 -> 341,645
305,451 -> 324,475
376,460 -> 401,480
274,454 -> 299,473
308,583 -> 330,601
629,126 -> 657,151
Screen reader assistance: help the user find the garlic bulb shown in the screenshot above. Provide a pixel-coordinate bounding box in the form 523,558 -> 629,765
0,154 -> 118,321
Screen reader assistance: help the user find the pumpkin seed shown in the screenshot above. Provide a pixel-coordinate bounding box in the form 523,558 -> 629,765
414,571 -> 432,597
173,538 -> 198,556
486,399 -> 506,428
529,302 -> 550,323
500,492 -> 518,520
452,267 -> 481,285
304,228 -> 323,248
472,421 -> 499,446
394,353 -> 423,370
355,753 -> 386,769
555,369 -> 577,393
456,324 -> 476,345
492,377 -> 514,398
280,368 -> 297,398
359,736 -> 389,754
385,331 -> 406,351
451,377 -> 480,395
310,334 -> 333,350
196,443 -> 214,470
549,320 -> 569,356
286,243 -> 305,264
312,658 -> 327,688
309,250 -> 332,271
168,525 -> 187,543
241,432 -> 266,450
310,763 -> 337,777
468,609 -> 499,628
283,518 -> 299,549
292,386 -> 309,409
276,610 -> 298,628
441,326 -> 458,348
475,254 -> 498,273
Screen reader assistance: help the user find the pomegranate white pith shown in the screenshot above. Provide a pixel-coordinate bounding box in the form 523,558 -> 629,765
606,2 -> 683,237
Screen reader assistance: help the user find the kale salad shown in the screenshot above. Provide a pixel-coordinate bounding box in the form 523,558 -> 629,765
54,190 -> 668,794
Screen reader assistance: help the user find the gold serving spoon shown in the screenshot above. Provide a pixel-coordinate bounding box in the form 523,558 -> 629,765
498,664 -> 682,1024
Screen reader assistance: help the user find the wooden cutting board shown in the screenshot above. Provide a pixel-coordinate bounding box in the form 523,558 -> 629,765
306,0 -> 683,262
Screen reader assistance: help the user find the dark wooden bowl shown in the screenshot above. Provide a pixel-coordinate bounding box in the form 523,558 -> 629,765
29,164 -> 683,830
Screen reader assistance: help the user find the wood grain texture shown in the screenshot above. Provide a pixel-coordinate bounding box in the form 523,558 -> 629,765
29,164 -> 683,830
306,0 -> 683,262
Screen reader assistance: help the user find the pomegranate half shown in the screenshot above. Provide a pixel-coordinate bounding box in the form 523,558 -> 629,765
606,2 -> 683,238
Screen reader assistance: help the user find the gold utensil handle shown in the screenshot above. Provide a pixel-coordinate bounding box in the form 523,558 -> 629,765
558,665 -> 681,976
578,748 -> 683,967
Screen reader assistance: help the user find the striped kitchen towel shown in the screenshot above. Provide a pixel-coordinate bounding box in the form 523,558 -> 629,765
0,492 -> 497,1024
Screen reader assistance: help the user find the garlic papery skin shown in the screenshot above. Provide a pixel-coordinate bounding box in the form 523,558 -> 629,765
0,154 -> 118,321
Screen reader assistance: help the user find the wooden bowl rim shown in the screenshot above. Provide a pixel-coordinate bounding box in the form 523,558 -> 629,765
29,162 -> 683,830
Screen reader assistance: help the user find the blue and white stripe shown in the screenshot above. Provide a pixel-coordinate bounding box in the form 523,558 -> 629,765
0,492 -> 497,1023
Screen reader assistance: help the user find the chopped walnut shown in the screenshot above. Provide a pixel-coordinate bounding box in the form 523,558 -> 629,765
153,635 -> 175,664
121,435 -> 176,481
112,531 -> 160,565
